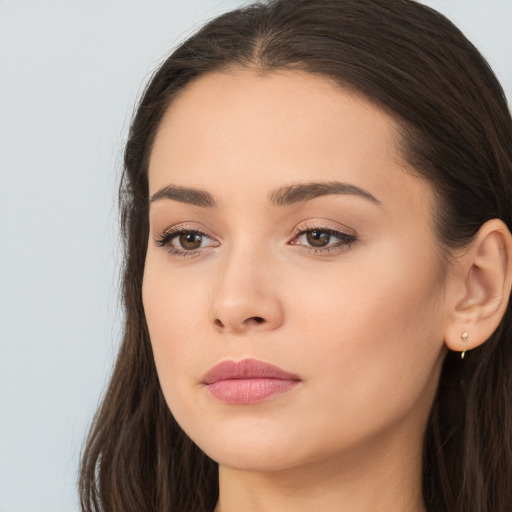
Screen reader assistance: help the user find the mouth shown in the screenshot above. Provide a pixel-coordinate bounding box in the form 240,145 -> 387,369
202,358 -> 301,404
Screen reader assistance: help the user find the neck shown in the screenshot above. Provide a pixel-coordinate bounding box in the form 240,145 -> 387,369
214,431 -> 427,512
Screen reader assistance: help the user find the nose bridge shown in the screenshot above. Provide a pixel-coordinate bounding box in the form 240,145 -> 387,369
208,235 -> 283,333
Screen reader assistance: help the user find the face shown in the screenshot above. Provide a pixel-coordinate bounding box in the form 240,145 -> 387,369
143,69 -> 448,473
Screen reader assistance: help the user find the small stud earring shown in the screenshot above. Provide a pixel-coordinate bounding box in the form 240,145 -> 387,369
461,331 -> 469,359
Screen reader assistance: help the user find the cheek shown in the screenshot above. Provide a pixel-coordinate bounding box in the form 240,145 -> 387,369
287,241 -> 446,415
142,257 -> 208,388
297,235 -> 444,345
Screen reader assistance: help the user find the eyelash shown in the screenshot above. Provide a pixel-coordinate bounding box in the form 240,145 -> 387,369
289,224 -> 357,254
154,223 -> 357,258
154,225 -> 218,258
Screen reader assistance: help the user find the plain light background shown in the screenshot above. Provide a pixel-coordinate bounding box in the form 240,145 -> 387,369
0,1 -> 510,511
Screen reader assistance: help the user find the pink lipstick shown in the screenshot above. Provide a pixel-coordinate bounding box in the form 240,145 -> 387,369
202,358 -> 301,404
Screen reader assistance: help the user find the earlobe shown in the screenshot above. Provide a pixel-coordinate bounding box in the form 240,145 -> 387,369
444,219 -> 512,356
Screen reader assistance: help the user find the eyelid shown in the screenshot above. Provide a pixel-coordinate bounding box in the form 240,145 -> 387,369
153,223 -> 220,257
153,222 -> 218,241
288,220 -> 358,254
153,220 -> 357,257
289,220 -> 356,239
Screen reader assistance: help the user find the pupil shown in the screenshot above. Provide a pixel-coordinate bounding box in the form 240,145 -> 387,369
179,233 -> 202,250
307,230 -> 330,247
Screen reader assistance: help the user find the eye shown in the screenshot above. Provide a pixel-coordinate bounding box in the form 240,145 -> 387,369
175,232 -> 205,251
155,227 -> 219,256
304,230 -> 333,248
289,226 -> 357,253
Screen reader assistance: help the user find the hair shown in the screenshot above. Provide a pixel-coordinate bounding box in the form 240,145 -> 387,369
79,1 -> 512,511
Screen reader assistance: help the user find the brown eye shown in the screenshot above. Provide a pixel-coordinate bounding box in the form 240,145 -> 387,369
155,228 -> 219,256
178,232 -> 203,250
306,230 -> 331,247
290,226 -> 357,254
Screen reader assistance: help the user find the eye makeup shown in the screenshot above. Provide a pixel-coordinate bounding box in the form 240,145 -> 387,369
154,223 -> 220,258
289,224 -> 357,255
153,220 -> 358,258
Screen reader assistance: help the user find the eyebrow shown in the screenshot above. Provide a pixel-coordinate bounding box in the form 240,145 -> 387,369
269,181 -> 381,207
149,185 -> 216,207
149,181 -> 381,208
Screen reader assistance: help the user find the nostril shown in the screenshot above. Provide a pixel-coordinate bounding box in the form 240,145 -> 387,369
213,316 -> 266,330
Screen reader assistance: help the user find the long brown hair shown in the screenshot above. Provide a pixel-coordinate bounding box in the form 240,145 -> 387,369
79,1 -> 512,510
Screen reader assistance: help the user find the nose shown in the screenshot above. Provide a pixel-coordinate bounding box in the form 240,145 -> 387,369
208,248 -> 284,334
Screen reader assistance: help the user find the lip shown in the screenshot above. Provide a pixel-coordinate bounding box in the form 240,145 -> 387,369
202,358 -> 301,404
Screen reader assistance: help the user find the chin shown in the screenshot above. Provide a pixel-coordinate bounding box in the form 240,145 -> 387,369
181,415 -> 309,472
201,442 -> 303,473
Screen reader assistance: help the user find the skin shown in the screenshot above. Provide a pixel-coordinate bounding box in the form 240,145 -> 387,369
142,69 -> 482,511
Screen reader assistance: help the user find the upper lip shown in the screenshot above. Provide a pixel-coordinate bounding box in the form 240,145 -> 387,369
202,358 -> 301,384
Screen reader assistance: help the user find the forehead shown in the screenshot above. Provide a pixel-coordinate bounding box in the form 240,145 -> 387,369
148,69 -> 433,222
151,69 -> 401,167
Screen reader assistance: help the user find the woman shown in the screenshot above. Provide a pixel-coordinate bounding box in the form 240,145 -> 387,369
79,0 -> 512,511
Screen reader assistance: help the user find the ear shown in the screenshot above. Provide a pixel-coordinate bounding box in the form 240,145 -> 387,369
444,219 -> 512,355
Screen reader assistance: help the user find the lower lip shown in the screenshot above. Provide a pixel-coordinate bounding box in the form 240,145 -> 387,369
205,378 -> 300,404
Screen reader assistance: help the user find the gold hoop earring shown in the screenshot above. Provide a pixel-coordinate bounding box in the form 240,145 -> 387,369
461,331 -> 469,359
